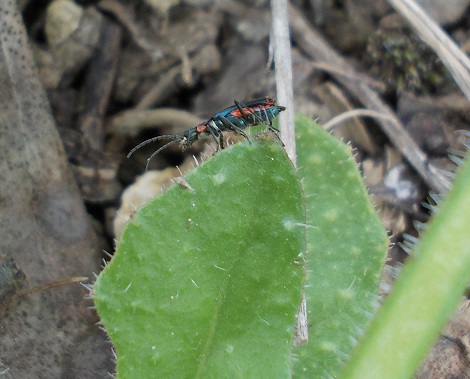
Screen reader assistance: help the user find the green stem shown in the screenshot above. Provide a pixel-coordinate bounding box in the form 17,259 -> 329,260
341,156 -> 470,379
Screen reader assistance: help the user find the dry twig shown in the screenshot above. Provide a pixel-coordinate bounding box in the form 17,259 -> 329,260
271,0 -> 308,346
289,3 -> 450,193
388,0 -> 470,104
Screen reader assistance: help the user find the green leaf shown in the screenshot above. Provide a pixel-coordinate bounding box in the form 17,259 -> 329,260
93,136 -> 306,378
340,153 -> 470,379
293,116 -> 388,378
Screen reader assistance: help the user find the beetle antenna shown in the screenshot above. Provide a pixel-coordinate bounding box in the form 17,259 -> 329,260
144,139 -> 182,171
127,135 -> 183,158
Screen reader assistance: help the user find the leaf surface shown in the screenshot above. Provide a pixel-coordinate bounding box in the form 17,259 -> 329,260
293,116 -> 388,378
94,137 -> 306,378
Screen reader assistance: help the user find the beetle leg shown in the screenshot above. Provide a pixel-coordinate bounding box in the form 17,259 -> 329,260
219,116 -> 251,144
234,99 -> 264,125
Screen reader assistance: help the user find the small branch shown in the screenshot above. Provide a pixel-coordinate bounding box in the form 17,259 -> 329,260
288,3 -> 450,193
271,0 -> 308,346
1,277 -> 89,308
106,108 -> 202,137
271,0 -> 296,165
388,0 -> 470,103
323,109 -> 396,132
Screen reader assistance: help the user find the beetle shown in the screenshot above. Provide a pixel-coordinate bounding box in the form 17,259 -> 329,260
127,97 -> 285,170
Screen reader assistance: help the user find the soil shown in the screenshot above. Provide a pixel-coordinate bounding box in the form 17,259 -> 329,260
1,0 -> 470,377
